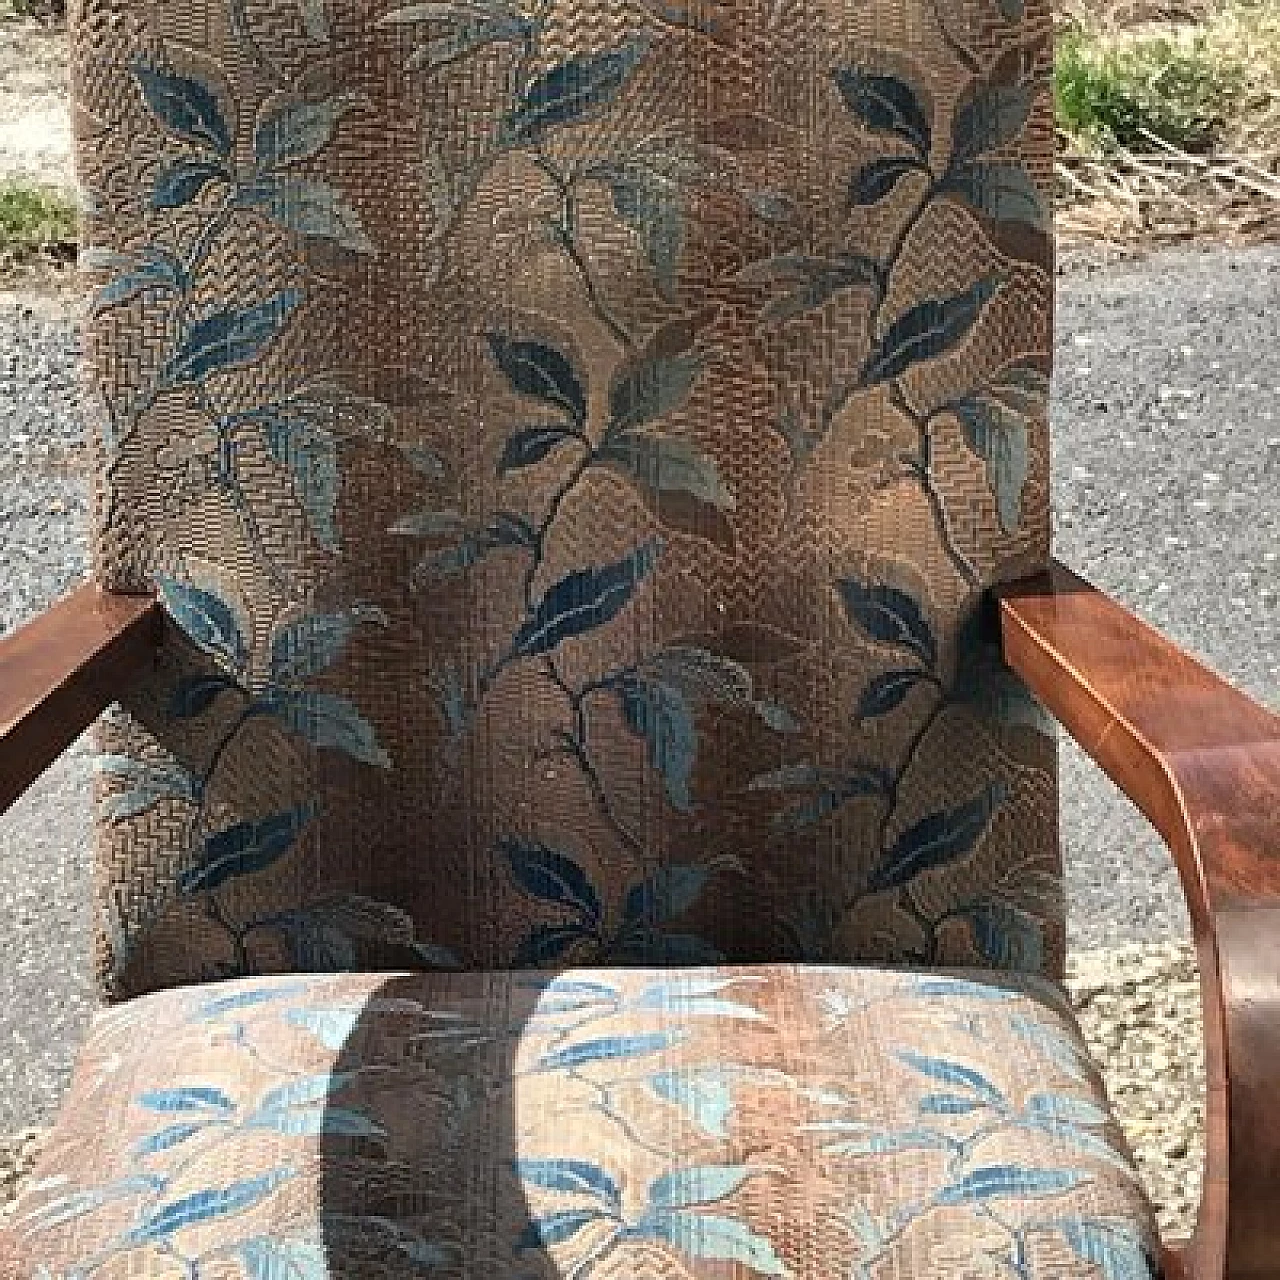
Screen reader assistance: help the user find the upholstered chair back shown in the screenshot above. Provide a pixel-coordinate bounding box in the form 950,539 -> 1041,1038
77,0 -> 1058,1000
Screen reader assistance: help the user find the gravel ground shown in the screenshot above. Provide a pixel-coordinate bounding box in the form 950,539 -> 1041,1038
1055,246 -> 1280,953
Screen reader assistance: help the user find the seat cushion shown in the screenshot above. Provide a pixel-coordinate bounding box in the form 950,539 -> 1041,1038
4,966 -> 1158,1278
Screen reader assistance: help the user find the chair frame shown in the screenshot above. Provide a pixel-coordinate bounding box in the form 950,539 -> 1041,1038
2,566 -> 1277,1280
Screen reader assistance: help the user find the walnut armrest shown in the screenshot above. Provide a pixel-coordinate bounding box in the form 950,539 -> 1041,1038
0,585 -> 161,816
996,561 -> 1280,1280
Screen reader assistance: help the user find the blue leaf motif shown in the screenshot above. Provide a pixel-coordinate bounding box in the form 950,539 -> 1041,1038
648,1164 -> 757,1209
903,974 -> 1018,1002
736,254 -> 881,325
751,764 -> 889,832
262,415 -> 340,550
499,425 -> 580,473
918,1093 -> 987,1116
170,674 -> 234,718
254,96 -> 360,169
92,252 -> 180,313
529,977 -> 621,1011
405,12 -> 535,73
514,1158 -> 620,1208
896,1050 -> 1004,1104
151,157 -> 229,209
98,756 -> 198,821
127,1168 -> 295,1243
133,1123 -> 205,1156
238,177 -> 376,254
608,350 -> 704,434
1023,1094 -> 1109,1128
256,1072 -> 357,1113
503,36 -> 651,142
1058,1219 -> 1158,1280
249,1107 -> 385,1139
197,983 -> 308,1018
635,981 -> 766,1022
513,922 -> 594,967
137,1086 -> 236,1114
964,900 -> 1045,972
837,578 -> 935,668
518,1210 -> 606,1250
753,700 -> 800,732
850,155 -> 924,205
942,161 -> 1048,236
858,278 -> 999,387
536,1030 -> 682,1072
858,668 -> 930,719
131,63 -> 232,154
269,608 -> 384,686
617,676 -> 697,812
240,1237 -> 330,1280
509,538 -> 662,660
178,805 -> 315,895
409,940 -> 463,969
266,604 -> 381,686
643,1211 -> 789,1276
604,166 -> 684,301
642,975 -> 744,997
269,912 -> 356,971
21,1177 -> 167,1233
951,394 -> 1030,534
157,577 -> 248,672
596,430 -> 733,512
168,290 -> 304,384
934,1165 -> 1087,1206
499,838 -> 602,925
623,864 -> 710,926
261,688 -> 391,768
650,1069 -> 734,1138
821,1128 -> 953,1157
286,1007 -> 360,1050
487,333 -> 587,425
866,781 -> 1009,893
951,84 -> 1035,164
831,66 -> 931,155
99,780 -> 182,824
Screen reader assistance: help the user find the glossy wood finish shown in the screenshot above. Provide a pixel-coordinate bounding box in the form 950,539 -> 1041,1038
0,585 -> 161,816
998,561 -> 1280,1280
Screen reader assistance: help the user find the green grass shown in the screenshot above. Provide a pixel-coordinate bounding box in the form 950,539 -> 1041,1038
1054,25 -> 1244,152
0,0 -> 65,17
0,182 -> 78,268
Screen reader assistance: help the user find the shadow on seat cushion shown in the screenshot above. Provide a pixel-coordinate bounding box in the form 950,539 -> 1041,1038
3,967 -> 1158,1278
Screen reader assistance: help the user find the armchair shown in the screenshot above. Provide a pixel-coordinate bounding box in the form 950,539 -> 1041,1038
0,0 -> 1276,1275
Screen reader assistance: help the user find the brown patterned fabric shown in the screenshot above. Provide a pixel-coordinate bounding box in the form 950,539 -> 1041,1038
2,967 -> 1159,1279
75,0 -> 1059,999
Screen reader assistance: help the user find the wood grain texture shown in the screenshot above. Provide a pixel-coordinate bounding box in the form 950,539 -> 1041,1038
0,584 -> 161,816
997,561 -> 1280,1280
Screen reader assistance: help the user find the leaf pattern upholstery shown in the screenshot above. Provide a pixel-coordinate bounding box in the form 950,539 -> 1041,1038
76,0 -> 1060,998
9,1 -> 1132,1271
2,967 -> 1159,1278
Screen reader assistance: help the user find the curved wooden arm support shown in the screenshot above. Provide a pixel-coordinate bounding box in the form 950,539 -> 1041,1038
996,561 -> 1280,1280
0,584 -> 161,816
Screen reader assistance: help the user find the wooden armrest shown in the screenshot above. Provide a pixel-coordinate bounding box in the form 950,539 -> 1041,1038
0,584 -> 161,816
997,560 -> 1280,1280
